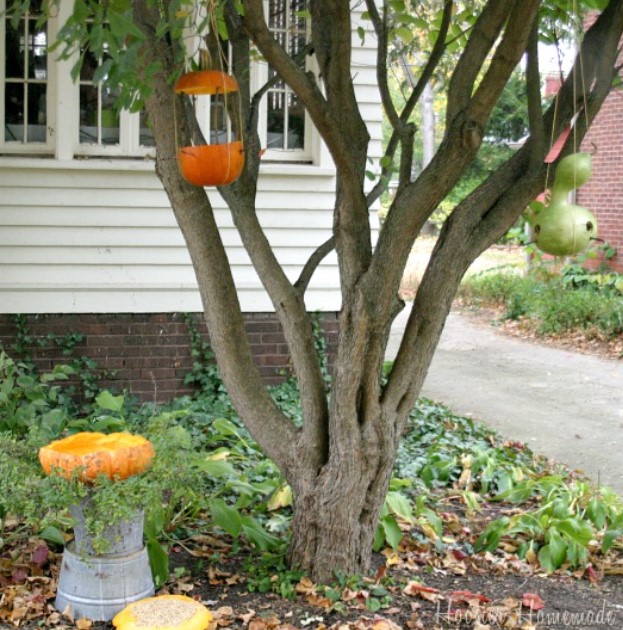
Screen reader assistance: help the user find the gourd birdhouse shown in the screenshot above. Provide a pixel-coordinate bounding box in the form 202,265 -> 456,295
533,152 -> 598,257
174,70 -> 244,187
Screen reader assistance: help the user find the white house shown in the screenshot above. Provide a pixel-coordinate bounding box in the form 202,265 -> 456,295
0,0 -> 382,399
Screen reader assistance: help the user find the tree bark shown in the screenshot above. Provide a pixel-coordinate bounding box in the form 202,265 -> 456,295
127,0 -> 623,584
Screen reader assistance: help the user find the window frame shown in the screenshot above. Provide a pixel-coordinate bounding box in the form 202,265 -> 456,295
254,0 -> 315,163
1,0 -> 328,167
0,0 -> 56,154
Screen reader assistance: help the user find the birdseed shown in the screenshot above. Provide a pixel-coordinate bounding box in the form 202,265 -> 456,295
130,598 -> 203,627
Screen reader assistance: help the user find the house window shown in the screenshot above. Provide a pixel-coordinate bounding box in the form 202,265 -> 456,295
75,20 -> 154,155
257,0 -> 314,161
0,0 -> 153,158
266,0 -> 307,152
2,0 -> 52,150
0,0 -> 317,163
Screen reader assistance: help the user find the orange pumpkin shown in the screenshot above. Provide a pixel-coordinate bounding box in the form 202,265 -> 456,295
113,594 -> 212,630
38,432 -> 155,482
174,70 -> 239,96
177,141 -> 244,187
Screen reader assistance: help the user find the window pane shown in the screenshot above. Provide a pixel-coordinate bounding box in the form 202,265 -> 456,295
5,20 -> 25,78
30,23 -> 47,79
268,0 -> 285,29
267,91 -> 285,149
292,0 -> 307,30
5,83 -> 24,141
139,109 -> 155,147
266,0 -> 308,155
288,92 -> 305,149
3,8 -> 48,145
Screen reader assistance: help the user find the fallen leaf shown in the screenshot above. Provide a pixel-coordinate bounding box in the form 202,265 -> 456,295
521,593 -> 545,611
11,567 -> 28,583
237,610 -> 256,625
296,577 -> 317,596
450,590 -> 490,604
402,581 -> 442,602
31,544 -> 49,568
76,619 -> 93,629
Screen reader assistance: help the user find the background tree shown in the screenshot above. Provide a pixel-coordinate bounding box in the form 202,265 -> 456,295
19,0 -> 623,581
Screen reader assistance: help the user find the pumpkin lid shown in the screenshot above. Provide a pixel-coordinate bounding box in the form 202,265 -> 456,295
174,70 -> 239,96
38,432 -> 155,482
113,594 -> 213,630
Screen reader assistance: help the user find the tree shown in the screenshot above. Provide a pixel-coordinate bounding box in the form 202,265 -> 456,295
19,0 -> 623,581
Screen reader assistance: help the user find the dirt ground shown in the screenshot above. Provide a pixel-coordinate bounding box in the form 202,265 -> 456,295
7,526 -> 623,630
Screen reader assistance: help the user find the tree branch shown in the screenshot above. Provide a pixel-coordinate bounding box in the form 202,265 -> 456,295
214,5 -> 330,473
467,0 -> 541,126
295,236 -> 336,294
526,16 -> 544,168
132,0 -> 299,475
383,0 -> 623,422
365,0 -> 402,132
243,0 -> 358,180
446,0 -> 515,126
366,0 -> 452,207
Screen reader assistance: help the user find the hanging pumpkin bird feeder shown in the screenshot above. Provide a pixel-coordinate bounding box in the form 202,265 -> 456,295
532,152 -> 598,257
174,69 -> 244,187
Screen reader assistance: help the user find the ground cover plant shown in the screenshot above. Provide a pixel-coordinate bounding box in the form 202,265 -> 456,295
459,252 -> 623,353
8,0 -> 623,582
1,352 -> 623,628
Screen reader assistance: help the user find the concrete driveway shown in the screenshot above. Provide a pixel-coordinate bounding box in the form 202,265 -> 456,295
388,307 -> 623,495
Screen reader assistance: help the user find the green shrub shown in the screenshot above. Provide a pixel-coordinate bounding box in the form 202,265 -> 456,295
461,268 -> 623,339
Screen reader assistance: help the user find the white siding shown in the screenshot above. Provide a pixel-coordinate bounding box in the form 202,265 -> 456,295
0,11 -> 383,316
0,161 -> 341,313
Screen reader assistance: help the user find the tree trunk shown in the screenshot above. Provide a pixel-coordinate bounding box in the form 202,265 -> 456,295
288,444 -> 395,582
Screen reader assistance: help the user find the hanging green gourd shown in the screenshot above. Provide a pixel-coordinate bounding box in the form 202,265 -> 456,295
532,152 -> 598,256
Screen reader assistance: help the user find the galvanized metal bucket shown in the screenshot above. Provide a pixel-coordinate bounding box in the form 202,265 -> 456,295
56,501 -> 155,620
55,542 -> 155,621
69,500 -> 144,556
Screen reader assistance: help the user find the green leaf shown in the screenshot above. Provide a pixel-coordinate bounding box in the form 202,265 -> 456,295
474,517 -> 510,552
95,390 -> 125,413
212,417 -> 242,437
92,58 -> 114,85
556,517 -> 593,546
146,538 -> 169,588
586,498 -> 607,529
209,498 -> 242,538
39,525 -> 66,547
385,491 -> 413,522
106,10 -> 145,42
240,515 -> 278,550
373,523 -> 386,552
380,514 -> 403,549
394,26 -> 414,45
538,544 -> 556,573
144,504 -> 165,540
602,528 -> 622,554
547,530 -> 568,569
197,458 -> 235,478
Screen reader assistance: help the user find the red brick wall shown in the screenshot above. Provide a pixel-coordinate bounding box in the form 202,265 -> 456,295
0,312 -> 339,403
576,57 -> 623,272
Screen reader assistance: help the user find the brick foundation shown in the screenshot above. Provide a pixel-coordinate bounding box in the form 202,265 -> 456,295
0,312 -> 339,403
